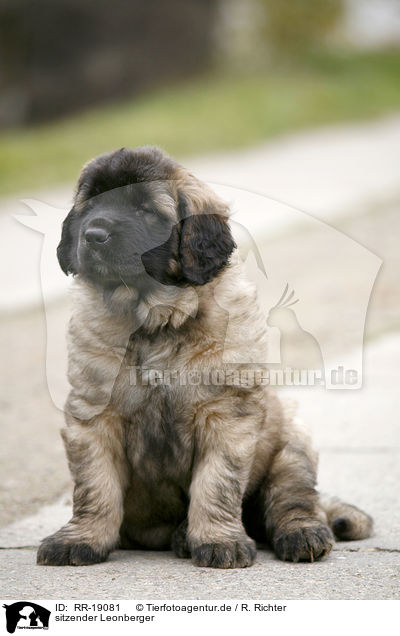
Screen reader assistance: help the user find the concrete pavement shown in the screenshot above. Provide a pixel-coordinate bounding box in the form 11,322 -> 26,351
1,548 -> 398,600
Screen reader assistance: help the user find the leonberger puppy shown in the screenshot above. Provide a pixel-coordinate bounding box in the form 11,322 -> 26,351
37,146 -> 372,568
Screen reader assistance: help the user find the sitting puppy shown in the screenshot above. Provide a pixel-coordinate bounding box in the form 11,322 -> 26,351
37,146 -> 372,568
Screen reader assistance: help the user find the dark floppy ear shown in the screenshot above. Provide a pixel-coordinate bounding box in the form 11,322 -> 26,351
179,213 -> 236,285
57,208 -> 78,275
57,157 -> 93,275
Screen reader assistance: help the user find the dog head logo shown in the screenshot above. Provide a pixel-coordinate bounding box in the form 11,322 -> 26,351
2,602 -> 50,633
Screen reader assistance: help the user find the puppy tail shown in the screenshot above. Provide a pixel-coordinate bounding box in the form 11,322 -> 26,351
319,494 -> 373,541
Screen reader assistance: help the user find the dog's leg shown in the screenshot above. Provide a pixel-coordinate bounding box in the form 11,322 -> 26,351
187,405 -> 258,569
264,440 -> 334,562
37,408 -> 129,566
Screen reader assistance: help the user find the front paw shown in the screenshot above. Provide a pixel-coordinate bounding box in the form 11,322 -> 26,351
273,523 -> 334,563
37,536 -> 108,566
191,538 -> 256,569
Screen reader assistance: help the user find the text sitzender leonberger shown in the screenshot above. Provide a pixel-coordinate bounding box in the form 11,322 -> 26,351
37,146 -> 372,568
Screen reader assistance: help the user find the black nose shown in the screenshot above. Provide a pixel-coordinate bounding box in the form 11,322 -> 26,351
85,228 -> 110,244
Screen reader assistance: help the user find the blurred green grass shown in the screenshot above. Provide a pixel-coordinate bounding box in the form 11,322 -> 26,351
1,50 -> 400,195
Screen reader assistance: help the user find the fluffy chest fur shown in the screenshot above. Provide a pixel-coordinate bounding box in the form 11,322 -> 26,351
65,262 -> 267,489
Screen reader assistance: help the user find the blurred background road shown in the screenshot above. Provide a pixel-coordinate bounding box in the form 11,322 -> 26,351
0,0 -> 399,600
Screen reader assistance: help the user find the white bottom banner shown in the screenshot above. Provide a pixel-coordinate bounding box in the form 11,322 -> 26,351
0,599 -> 398,635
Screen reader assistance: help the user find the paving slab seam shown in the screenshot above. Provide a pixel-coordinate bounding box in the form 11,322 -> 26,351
334,546 -> 400,554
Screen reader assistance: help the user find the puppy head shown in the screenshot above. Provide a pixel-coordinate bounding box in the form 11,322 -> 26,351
57,146 -> 235,290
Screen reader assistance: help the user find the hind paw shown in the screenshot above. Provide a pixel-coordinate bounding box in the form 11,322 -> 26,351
332,510 -> 373,541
